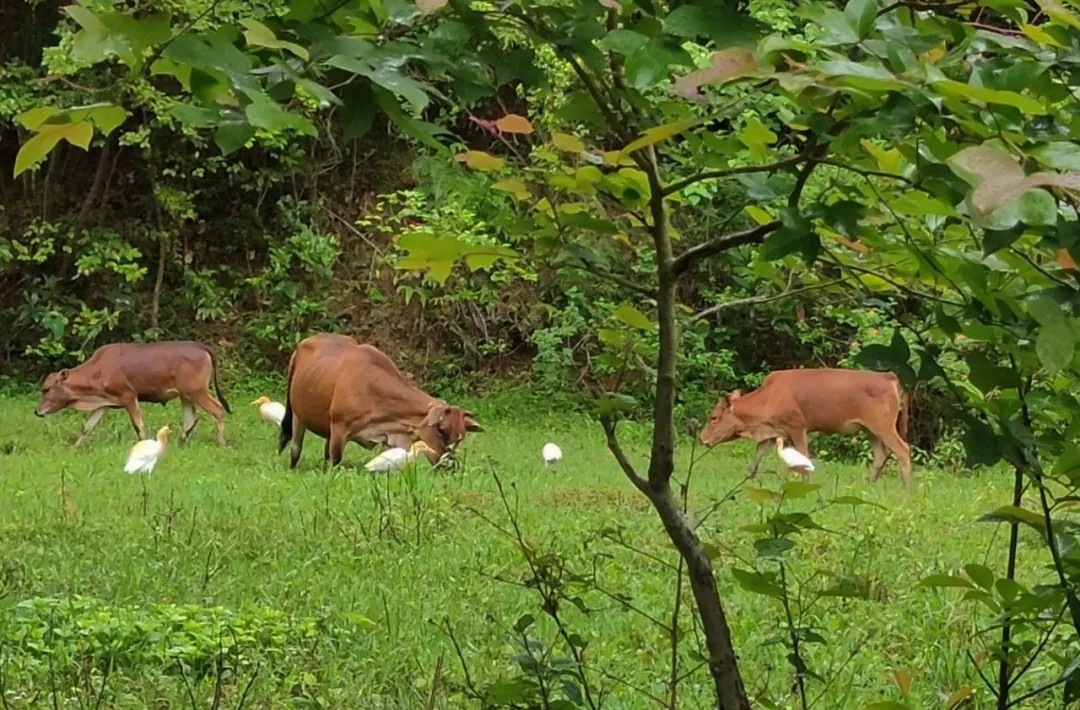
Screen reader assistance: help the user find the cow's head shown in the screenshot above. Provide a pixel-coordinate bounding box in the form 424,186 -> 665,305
699,390 -> 744,447
35,369 -> 74,417
415,402 -> 484,463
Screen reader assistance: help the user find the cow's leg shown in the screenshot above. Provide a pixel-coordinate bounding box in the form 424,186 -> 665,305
180,398 -> 198,443
323,438 -> 331,461
74,407 -> 108,447
120,398 -> 146,441
869,437 -> 889,482
882,430 -> 913,487
747,439 -> 771,477
288,421 -> 307,470
789,429 -> 812,482
189,391 -> 226,446
327,422 -> 349,467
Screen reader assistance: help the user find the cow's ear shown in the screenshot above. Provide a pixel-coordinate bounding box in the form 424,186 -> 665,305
464,415 -> 484,433
59,369 -> 70,381
729,390 -> 742,401
424,403 -> 449,427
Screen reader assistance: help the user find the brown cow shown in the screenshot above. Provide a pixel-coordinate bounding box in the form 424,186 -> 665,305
699,368 -> 912,485
35,341 -> 231,447
278,333 -> 483,468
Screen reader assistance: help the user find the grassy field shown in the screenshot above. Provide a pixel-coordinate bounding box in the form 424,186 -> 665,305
0,389 -> 1052,708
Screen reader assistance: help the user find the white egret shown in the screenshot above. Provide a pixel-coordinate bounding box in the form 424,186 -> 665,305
541,442 -> 562,466
251,396 -> 286,425
364,440 -> 435,473
124,425 -> 172,475
775,437 -> 814,474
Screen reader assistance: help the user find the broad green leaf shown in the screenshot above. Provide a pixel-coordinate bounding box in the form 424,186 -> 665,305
596,392 -> 637,418
416,0 -> 449,14
862,702 -> 912,710
844,0 -> 878,37
935,79 -> 1046,115
244,91 -> 316,135
492,180 -> 530,201
731,568 -> 783,599
455,151 -> 504,172
963,563 -> 994,591
611,304 -> 654,330
754,538 -> 795,559
214,123 -> 256,155
1032,143 -> 1080,171
1053,444 -> 1080,484
828,495 -> 885,509
1037,321 -> 1074,373
598,29 -> 649,56
781,480 -> 821,500
621,119 -> 697,155
746,487 -> 779,503
14,121 -> 94,177
16,107 -> 60,130
551,132 -> 585,152
918,574 -> 974,589
979,505 -> 1046,534
662,4 -> 765,47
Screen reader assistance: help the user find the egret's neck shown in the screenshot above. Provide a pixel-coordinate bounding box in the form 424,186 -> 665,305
157,432 -> 169,446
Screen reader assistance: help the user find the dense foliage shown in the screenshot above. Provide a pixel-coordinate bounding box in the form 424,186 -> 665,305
12,0 -> 1080,707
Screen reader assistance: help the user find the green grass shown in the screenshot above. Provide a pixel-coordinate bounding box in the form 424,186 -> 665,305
0,390 -> 1054,708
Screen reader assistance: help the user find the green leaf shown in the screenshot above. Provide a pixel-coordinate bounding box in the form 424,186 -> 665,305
965,352 -> 1022,392
240,18 -> 310,59
14,121 -> 94,177
662,4 -> 764,47
364,67 -> 431,113
16,107 -> 60,130
918,574 -> 974,589
979,505 -> 1046,534
961,418 -> 1001,468
214,123 -> 256,155
862,702 -> 912,710
596,393 -> 637,418
340,82 -> 376,141
731,568 -> 783,599
621,119 -> 697,155
828,495 -> 885,509
754,538 -> 795,560
746,487 -> 779,503
963,563 -> 994,591
1037,325 -> 1074,374
598,29 -> 649,56
1032,143 -> 1080,171
781,480 -> 821,500
244,91 -> 316,135
760,222 -> 815,262
844,0 -> 878,37
611,304 -> 654,330
373,86 -> 448,153
935,79 -> 1046,115
1053,444 -> 1080,484
513,613 -> 535,633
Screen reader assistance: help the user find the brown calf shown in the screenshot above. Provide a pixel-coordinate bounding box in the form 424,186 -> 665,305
699,368 -> 912,485
35,341 -> 231,446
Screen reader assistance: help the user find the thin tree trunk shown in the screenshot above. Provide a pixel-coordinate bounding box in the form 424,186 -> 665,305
78,135 -> 114,224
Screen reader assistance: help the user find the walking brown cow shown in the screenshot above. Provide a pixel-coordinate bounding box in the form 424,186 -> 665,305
278,333 -> 482,468
35,341 -> 231,446
699,368 -> 912,485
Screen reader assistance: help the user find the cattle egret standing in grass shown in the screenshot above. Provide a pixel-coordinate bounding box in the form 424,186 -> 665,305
251,396 -> 286,425
776,437 -> 814,474
124,425 -> 171,475
364,440 -> 435,473
542,442 -> 562,466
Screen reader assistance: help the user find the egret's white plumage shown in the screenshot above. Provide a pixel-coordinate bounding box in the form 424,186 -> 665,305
124,425 -> 171,475
364,440 -> 435,473
251,396 -> 286,425
542,442 -> 562,466
776,438 -> 814,473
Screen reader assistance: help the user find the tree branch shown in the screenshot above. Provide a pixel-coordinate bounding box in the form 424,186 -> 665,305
565,261 -> 654,296
672,221 -> 782,277
661,155 -> 807,197
690,279 -> 848,322
600,417 -> 650,494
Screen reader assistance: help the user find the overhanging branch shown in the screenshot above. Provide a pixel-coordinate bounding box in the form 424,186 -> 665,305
690,279 -> 848,321
671,221 -> 782,277
661,155 -> 806,197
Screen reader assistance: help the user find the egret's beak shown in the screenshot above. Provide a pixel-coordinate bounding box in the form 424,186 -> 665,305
249,398 -> 262,406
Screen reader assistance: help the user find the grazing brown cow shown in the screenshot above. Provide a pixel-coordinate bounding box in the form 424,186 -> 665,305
699,368 -> 912,485
35,341 -> 231,447
279,333 -> 483,468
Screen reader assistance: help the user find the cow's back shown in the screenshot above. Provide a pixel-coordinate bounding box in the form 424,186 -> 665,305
759,368 -> 900,429
81,341 -> 214,393
287,334 -> 366,437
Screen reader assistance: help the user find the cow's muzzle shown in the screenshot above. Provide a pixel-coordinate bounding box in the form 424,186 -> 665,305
34,408 -> 46,418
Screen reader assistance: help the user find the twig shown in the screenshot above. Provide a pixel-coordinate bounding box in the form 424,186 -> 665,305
661,155 -> 807,197
691,279 -> 847,322
671,221 -> 782,277
600,417 -> 651,493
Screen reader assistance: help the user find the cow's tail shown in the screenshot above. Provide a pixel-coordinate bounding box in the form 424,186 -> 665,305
897,381 -> 911,443
202,344 -> 232,414
278,350 -> 297,454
